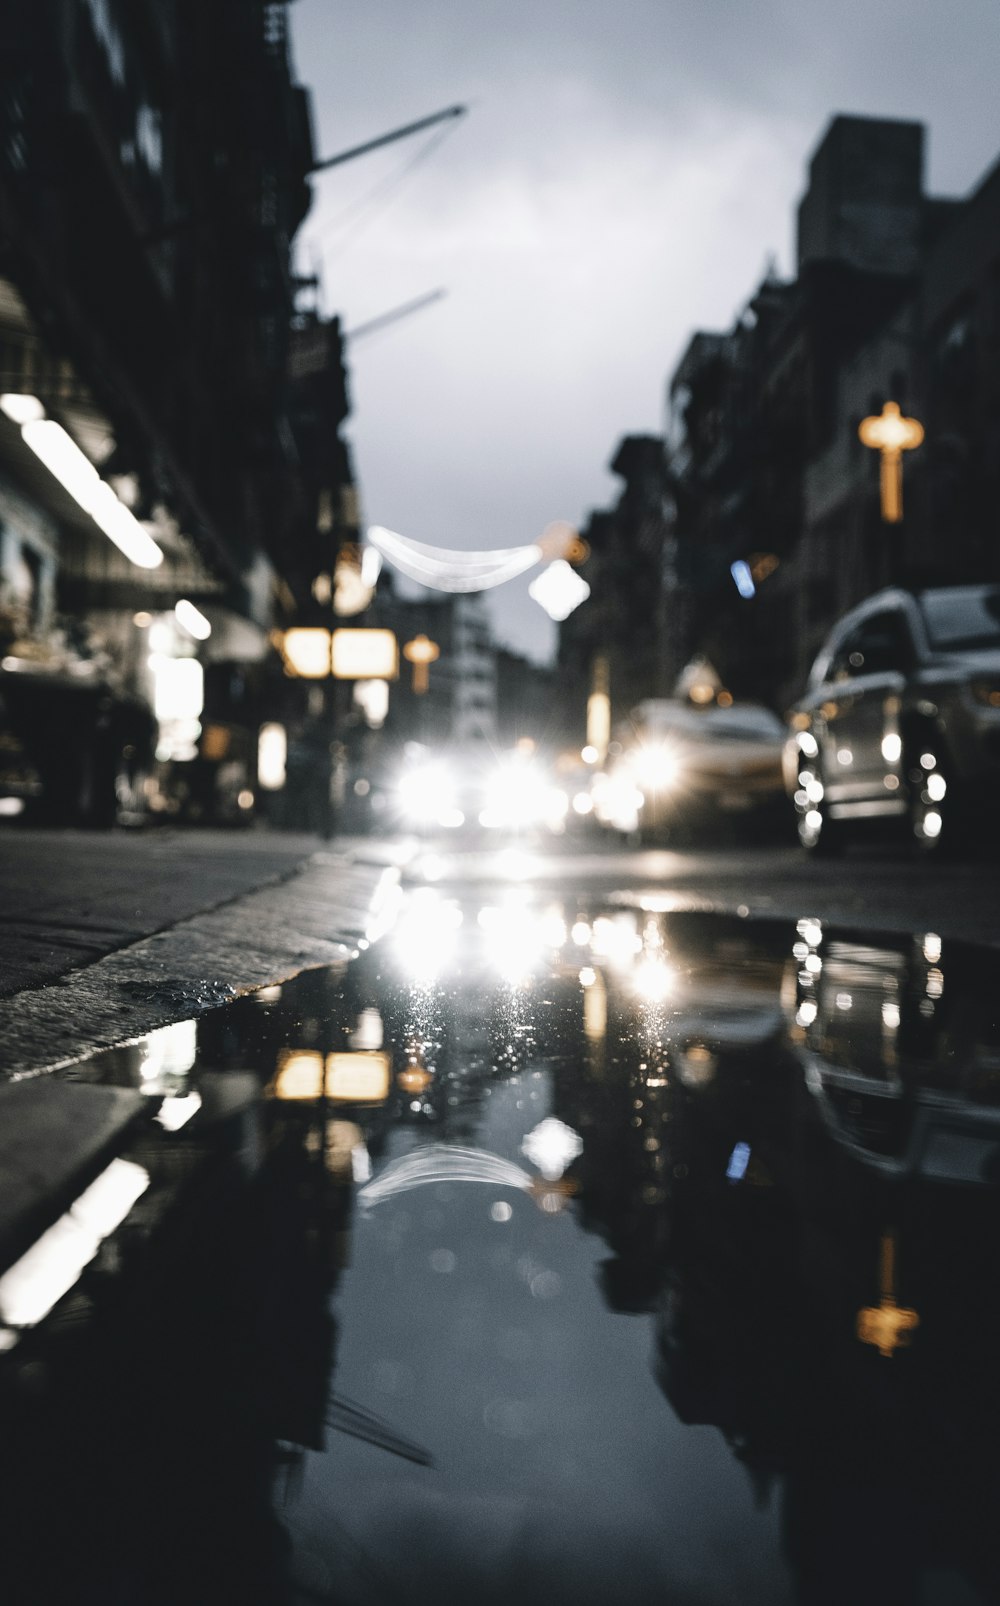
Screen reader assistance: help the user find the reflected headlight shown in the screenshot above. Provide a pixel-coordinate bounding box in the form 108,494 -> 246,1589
397,763 -> 456,824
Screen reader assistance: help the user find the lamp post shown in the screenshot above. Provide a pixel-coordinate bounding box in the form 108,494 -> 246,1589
403,634 -> 440,694
858,401 -> 924,524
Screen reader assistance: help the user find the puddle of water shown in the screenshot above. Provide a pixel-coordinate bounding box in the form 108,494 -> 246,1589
3,894 -> 1000,1604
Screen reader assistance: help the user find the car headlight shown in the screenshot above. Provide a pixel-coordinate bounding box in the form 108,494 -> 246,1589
480,764 -> 549,829
593,774 -> 644,831
971,680 -> 1000,709
397,763 -> 456,824
629,744 -> 681,791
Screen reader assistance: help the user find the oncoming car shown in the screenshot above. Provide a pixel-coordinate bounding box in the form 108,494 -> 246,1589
593,700 -> 787,843
785,583 -> 1000,855
392,741 -> 569,838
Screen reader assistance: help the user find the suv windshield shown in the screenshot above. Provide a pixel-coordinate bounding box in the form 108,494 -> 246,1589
919,586 -> 1000,651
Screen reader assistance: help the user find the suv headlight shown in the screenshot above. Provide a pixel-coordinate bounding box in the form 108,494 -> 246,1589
629,744 -> 681,791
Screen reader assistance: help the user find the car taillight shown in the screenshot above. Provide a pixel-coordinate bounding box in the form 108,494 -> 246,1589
971,681 -> 1000,708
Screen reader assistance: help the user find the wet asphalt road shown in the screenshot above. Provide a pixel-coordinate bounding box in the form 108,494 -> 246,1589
400,831 -> 1000,946
2,834 -> 1000,1604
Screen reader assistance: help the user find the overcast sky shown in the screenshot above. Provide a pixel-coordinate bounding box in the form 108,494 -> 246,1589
289,0 -> 1000,662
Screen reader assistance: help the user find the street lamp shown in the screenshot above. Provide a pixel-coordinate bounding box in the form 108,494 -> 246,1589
403,634 -> 440,694
858,401 -> 924,523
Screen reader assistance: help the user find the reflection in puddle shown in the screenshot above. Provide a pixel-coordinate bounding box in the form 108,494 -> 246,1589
358,1144 -> 535,1210
4,890 -> 1000,1602
0,1156 -> 150,1330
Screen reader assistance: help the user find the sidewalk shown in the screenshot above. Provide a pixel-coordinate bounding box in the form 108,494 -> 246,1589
0,825 -> 411,1383
0,828 -> 330,999
0,827 -> 408,1078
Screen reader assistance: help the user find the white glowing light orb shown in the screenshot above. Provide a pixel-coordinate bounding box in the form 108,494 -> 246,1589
528,560 -> 590,622
881,733 -> 902,763
521,1117 -> 583,1181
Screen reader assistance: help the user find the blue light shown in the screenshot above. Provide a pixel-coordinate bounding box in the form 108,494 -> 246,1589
730,560 -> 756,599
726,1141 -> 751,1182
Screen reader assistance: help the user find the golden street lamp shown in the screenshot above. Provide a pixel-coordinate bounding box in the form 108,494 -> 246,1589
403,633 -> 440,694
858,401 -> 925,523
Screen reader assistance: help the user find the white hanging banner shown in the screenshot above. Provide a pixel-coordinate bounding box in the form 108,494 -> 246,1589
366,521 -> 576,594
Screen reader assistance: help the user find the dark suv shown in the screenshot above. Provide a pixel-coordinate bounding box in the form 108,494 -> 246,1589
784,584 -> 1000,854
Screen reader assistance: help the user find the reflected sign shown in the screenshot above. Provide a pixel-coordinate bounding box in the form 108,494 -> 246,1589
271,1049 -> 392,1103
326,1051 -> 391,1103
272,1049 -> 325,1100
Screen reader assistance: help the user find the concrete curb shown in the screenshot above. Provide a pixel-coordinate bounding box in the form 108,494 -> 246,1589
0,848 -> 404,1081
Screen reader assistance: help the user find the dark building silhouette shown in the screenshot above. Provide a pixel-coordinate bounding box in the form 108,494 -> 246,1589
494,646 -> 555,748
556,432 -> 672,742
0,0 -> 354,820
663,114 -> 1000,710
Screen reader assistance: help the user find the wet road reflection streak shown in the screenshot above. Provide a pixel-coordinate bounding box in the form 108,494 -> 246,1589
4,890 -> 1000,1602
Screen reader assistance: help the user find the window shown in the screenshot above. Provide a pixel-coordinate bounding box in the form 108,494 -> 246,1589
919,586 -> 1000,651
829,610 -> 913,681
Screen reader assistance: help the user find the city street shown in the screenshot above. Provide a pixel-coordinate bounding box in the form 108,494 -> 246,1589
2,826 -> 999,1603
4,3 -> 1000,1600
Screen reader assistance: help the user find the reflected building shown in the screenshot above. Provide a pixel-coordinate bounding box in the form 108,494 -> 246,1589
649,922 -> 1000,1604
0,1048 -> 355,1602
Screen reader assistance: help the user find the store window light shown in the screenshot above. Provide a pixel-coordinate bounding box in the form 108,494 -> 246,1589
258,723 -> 287,790
174,599 -> 211,640
1,396 -> 163,569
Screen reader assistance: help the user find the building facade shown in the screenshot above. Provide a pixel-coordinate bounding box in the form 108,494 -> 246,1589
664,114 -> 1000,711
556,433 -> 673,745
0,0 -> 354,820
